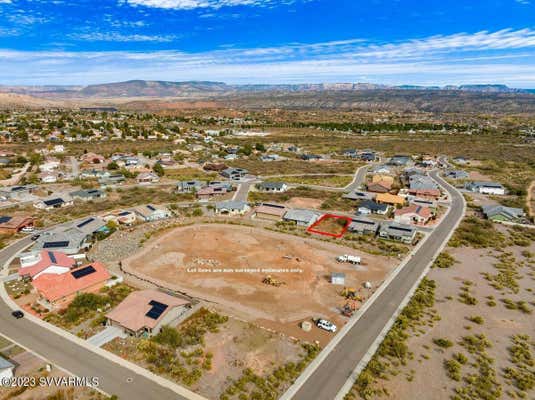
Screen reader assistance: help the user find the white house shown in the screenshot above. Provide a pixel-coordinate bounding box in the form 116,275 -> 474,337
215,200 -> 250,215
466,181 -> 506,195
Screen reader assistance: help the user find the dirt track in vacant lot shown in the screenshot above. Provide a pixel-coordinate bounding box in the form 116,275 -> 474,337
123,223 -> 396,341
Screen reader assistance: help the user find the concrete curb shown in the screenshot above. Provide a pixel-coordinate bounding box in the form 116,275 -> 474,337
333,170 -> 466,399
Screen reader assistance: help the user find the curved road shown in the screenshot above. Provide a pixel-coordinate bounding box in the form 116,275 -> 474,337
0,237 -> 193,400
287,170 -> 465,400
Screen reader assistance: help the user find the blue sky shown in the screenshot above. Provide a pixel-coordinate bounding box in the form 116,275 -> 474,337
1,0 -> 535,87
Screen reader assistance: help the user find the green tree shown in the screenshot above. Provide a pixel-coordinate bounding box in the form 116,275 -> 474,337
153,163 -> 165,177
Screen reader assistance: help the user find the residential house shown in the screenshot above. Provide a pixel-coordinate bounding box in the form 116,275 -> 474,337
407,188 -> 441,200
342,149 -> 358,158
481,205 -> 526,223
343,191 -> 375,201
370,164 -> 392,175
388,155 -> 412,166
106,290 -> 191,337
283,209 -> 320,226
260,154 -> 281,162
197,185 -> 228,200
73,216 -> 108,237
360,151 -> 377,162
34,195 -> 73,210
367,180 -> 392,193
33,227 -> 90,255
215,200 -> 250,215
256,182 -> 288,193
133,204 -> 171,222
253,203 -> 288,221
0,216 -> 34,235
203,163 -> 227,172
409,175 -> 438,191
221,167 -> 248,180
33,262 -> 111,309
81,152 -> 106,164
348,216 -> 380,235
453,156 -> 469,165
70,188 -> 107,201
444,170 -> 469,180
375,193 -> 405,207
38,159 -> 60,172
408,197 -> 437,209
394,205 -> 432,225
102,210 -> 137,225
98,173 -> 125,186
18,250 -> 75,280
300,154 -> 322,161
379,222 -> 417,243
176,180 -> 205,193
0,185 -> 36,201
465,181 -> 506,195
372,175 -> 394,185
40,172 -> 58,183
357,200 -> 389,215
137,172 -> 160,184
0,356 -> 14,380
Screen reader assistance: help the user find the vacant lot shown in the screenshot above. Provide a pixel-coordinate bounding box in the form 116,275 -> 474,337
123,223 -> 396,341
266,174 -> 354,188
347,226 -> 535,400
228,159 -> 359,175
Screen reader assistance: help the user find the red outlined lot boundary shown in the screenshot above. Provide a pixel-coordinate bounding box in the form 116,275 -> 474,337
306,214 -> 352,238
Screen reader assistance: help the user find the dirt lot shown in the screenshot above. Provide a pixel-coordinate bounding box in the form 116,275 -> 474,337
351,235 -> 535,400
284,196 -> 324,209
123,223 -> 396,342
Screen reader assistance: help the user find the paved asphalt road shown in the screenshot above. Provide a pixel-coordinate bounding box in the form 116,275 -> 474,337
291,170 -> 465,400
0,237 -> 188,400
345,164 -> 370,192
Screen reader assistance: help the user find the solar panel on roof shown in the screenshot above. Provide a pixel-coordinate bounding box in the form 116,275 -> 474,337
44,198 -> 64,206
71,265 -> 96,279
48,251 -> 57,264
147,205 -> 156,211
145,300 -> 168,320
43,241 -> 69,248
118,211 -> 130,216
77,217 -> 95,228
0,216 -> 12,224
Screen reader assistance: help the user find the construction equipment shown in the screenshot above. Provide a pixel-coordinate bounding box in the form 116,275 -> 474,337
262,275 -> 285,287
340,287 -> 363,301
342,300 -> 359,317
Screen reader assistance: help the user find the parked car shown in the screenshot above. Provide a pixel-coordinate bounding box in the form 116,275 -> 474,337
21,226 -> 35,233
11,310 -> 24,319
316,319 -> 337,333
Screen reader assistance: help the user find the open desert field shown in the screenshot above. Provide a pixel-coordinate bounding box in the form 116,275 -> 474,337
123,223 -> 397,340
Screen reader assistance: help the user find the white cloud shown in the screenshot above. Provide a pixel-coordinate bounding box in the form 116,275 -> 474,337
121,0 -> 300,10
1,28 -> 535,86
70,32 -> 177,42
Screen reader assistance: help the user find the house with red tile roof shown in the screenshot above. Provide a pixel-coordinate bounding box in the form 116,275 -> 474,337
394,204 -> 432,226
18,250 -> 75,280
106,290 -> 190,337
32,262 -> 111,309
408,188 -> 441,200
0,216 -> 34,235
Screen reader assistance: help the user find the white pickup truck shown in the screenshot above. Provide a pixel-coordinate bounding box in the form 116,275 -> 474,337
336,254 -> 361,264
